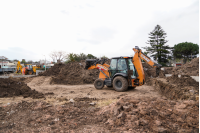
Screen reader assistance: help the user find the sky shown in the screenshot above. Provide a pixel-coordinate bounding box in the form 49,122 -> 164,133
0,0 -> 199,62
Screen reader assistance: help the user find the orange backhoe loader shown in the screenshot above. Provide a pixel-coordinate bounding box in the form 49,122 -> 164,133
85,46 -> 162,92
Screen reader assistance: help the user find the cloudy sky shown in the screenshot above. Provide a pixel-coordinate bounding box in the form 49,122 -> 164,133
0,0 -> 199,62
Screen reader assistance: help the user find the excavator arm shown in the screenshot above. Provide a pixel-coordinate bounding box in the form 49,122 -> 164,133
132,46 -> 162,85
85,59 -> 110,80
16,61 -> 23,73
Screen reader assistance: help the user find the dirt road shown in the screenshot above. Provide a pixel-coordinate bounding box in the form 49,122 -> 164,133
28,76 -> 162,100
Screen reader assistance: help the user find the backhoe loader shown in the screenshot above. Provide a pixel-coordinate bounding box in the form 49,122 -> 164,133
85,46 -> 162,92
16,61 -> 23,74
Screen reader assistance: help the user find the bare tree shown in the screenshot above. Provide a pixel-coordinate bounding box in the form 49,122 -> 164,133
49,51 -> 67,62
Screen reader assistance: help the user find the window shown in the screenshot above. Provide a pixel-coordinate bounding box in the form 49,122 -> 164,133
117,59 -> 127,74
117,59 -> 127,70
110,59 -> 117,70
109,59 -> 117,78
128,59 -> 136,78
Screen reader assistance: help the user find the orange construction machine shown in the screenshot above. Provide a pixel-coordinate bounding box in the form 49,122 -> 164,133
85,46 -> 161,92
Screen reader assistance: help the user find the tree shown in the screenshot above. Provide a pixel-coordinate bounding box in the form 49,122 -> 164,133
87,54 -> 97,59
66,53 -> 80,62
100,55 -> 109,59
173,42 -> 199,63
27,60 -> 33,64
21,59 -> 26,64
143,25 -> 172,64
49,51 -> 67,62
79,53 -> 87,60
13,59 -> 19,62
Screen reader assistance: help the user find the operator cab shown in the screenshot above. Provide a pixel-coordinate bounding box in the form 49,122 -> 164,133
109,56 -> 137,79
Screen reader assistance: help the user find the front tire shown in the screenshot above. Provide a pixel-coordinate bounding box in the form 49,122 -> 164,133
94,79 -> 104,90
113,76 -> 128,92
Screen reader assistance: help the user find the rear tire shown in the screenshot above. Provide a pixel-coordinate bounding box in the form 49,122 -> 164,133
94,79 -> 104,90
113,76 -> 128,92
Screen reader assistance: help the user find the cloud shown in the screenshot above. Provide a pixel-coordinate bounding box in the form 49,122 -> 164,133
86,3 -> 94,8
0,47 -> 39,61
77,39 -> 100,44
91,27 -> 117,42
77,27 -> 117,45
61,10 -> 69,15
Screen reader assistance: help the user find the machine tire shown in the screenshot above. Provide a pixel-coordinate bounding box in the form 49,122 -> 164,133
94,79 -> 104,90
113,76 -> 128,92
29,71 -> 33,75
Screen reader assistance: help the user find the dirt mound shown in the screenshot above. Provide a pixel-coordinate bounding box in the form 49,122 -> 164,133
39,61 -> 99,85
166,74 -> 199,88
39,60 -> 111,85
142,62 -> 157,78
51,62 -> 99,85
39,63 -> 65,76
98,97 -> 199,132
172,57 -> 199,76
163,67 -> 173,74
0,78 -> 44,99
147,78 -> 198,100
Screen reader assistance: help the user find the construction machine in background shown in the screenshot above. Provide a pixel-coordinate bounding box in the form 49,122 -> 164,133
24,64 -> 41,75
16,61 -> 23,74
85,46 -> 162,92
16,61 -> 41,75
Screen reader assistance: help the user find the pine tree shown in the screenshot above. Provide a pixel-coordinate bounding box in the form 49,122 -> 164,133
143,25 -> 171,65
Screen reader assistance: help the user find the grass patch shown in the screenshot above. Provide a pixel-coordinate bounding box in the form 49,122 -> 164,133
94,99 -> 118,108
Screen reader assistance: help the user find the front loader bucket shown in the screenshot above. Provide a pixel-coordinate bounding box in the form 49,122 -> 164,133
85,59 -> 98,69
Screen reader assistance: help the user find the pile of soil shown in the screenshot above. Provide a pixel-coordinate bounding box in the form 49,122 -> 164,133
142,62 -> 157,78
0,78 -> 44,99
146,77 -> 198,100
166,74 -> 199,88
51,61 -> 99,85
98,97 -> 199,132
39,63 -> 65,76
143,62 -> 173,79
39,61 -> 100,85
163,67 -> 173,74
172,57 -> 199,76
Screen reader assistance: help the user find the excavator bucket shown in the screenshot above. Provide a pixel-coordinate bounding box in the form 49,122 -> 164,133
85,59 -> 98,69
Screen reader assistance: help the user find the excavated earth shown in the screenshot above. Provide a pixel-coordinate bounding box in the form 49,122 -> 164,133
146,75 -> 199,101
0,97 -> 198,133
99,96 -> 199,133
0,77 -> 44,99
172,57 -> 199,76
39,61 -> 99,85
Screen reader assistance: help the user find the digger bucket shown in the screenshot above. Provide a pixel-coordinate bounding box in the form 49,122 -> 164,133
85,59 -> 99,69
